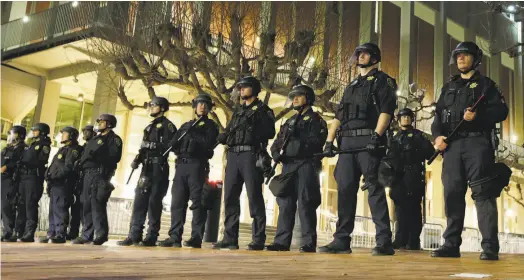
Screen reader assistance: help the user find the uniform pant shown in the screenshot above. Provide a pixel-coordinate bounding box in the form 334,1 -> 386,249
47,184 -> 72,237
223,151 -> 266,244
442,136 -> 499,254
168,159 -> 207,242
128,164 -> 169,242
18,174 -> 44,238
1,176 -> 17,237
274,161 -> 321,247
391,195 -> 422,247
68,190 -> 83,238
81,169 -> 114,241
333,136 -> 392,247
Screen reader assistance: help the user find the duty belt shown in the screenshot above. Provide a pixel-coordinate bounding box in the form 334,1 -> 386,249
339,128 -> 374,137
145,157 -> 166,164
455,131 -> 484,138
20,167 -> 38,175
84,167 -> 102,173
176,157 -> 204,164
229,145 -> 257,153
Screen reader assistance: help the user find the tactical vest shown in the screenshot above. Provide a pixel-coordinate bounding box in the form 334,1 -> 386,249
340,75 -> 382,131
227,103 -> 262,147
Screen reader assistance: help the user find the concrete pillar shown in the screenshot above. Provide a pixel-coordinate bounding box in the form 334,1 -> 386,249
359,1 -> 378,45
336,1 -> 344,80
398,2 -> 416,99
464,2 -> 476,43
433,2 -> 449,101
32,79 -> 61,138
91,69 -> 118,124
513,45 -> 524,140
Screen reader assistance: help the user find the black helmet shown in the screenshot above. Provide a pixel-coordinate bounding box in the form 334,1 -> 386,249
288,85 -> 315,105
96,114 -> 117,128
236,76 -> 261,96
397,108 -> 415,119
192,93 -> 214,109
60,126 -> 79,142
150,96 -> 169,112
350,42 -> 381,68
449,42 -> 483,72
31,123 -> 50,136
82,125 -> 94,132
10,125 -> 27,140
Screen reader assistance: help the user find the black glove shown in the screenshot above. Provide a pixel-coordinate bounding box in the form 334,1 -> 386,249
130,160 -> 140,169
272,152 -> 282,163
366,132 -> 382,155
323,141 -> 337,158
217,133 -> 228,145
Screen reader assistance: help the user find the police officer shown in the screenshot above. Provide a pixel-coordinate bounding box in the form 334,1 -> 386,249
388,108 -> 433,250
17,123 -> 52,242
159,93 -> 219,248
266,85 -> 327,253
118,96 -> 176,247
67,125 -> 95,240
1,126 -> 28,242
214,76 -> 276,250
40,126 -> 82,243
431,42 -> 508,260
319,43 -> 397,255
72,114 -> 122,245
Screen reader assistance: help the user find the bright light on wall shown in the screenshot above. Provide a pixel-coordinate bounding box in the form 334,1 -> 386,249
505,209 -> 515,218
396,90 -> 401,96
77,93 -> 84,102
22,16 -> 29,23
72,1 -> 79,8
511,134 -> 518,143
507,5 -> 516,12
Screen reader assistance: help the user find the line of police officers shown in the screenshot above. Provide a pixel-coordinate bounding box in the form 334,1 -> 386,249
1,41 -> 509,261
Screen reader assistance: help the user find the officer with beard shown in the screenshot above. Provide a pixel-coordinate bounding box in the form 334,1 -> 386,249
72,114 -> 122,245
118,96 -> 176,247
17,123 -> 52,242
1,126 -> 28,242
67,125 -> 95,240
40,126 -> 82,243
318,43 -> 397,255
431,42 -> 508,261
388,108 -> 433,250
214,76 -> 276,250
266,85 -> 327,253
159,93 -> 219,248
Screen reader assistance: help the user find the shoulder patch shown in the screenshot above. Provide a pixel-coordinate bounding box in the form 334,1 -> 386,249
115,138 -> 122,146
72,149 -> 79,158
43,146 -> 50,154
35,145 -> 40,150
168,123 -> 175,132
97,139 -> 103,145
387,78 -> 395,89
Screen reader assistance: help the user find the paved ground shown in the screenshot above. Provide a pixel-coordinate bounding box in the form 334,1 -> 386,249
2,240 -> 524,279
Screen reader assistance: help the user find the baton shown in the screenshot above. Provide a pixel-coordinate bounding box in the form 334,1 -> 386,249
162,116 -> 204,157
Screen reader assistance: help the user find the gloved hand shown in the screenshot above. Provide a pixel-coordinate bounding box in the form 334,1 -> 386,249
217,133 -> 228,145
323,141 -> 337,158
366,132 -> 382,155
272,152 -> 282,163
130,160 -> 140,170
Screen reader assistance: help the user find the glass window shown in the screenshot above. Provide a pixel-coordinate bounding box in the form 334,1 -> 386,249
54,97 -> 93,137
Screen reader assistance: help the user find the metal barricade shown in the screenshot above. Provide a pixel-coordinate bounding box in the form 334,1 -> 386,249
350,216 -> 376,249
461,227 -> 482,252
498,232 -> 524,254
421,223 -> 444,250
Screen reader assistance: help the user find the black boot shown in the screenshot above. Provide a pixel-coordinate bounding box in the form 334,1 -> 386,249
431,246 -> 460,258
183,238 -> 202,248
117,237 -> 140,246
212,240 -> 239,250
299,244 -> 316,253
71,237 -> 91,245
51,236 -> 66,244
372,245 -> 395,256
1,233 -> 17,242
93,237 -> 108,246
139,237 -> 157,247
479,251 -> 499,261
318,240 -> 352,254
247,241 -> 265,251
66,232 -> 78,241
20,234 -> 35,243
158,238 -> 181,248
265,243 -> 290,251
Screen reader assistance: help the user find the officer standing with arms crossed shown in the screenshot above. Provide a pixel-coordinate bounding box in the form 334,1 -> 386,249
318,43 -> 397,255
266,85 -> 327,253
159,93 -> 219,248
72,114 -> 122,245
41,126 -> 82,243
431,42 -> 508,261
214,76 -> 276,250
67,125 -> 95,240
388,108 -> 433,250
118,96 -> 176,247
17,123 -> 52,242
1,126 -> 28,242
